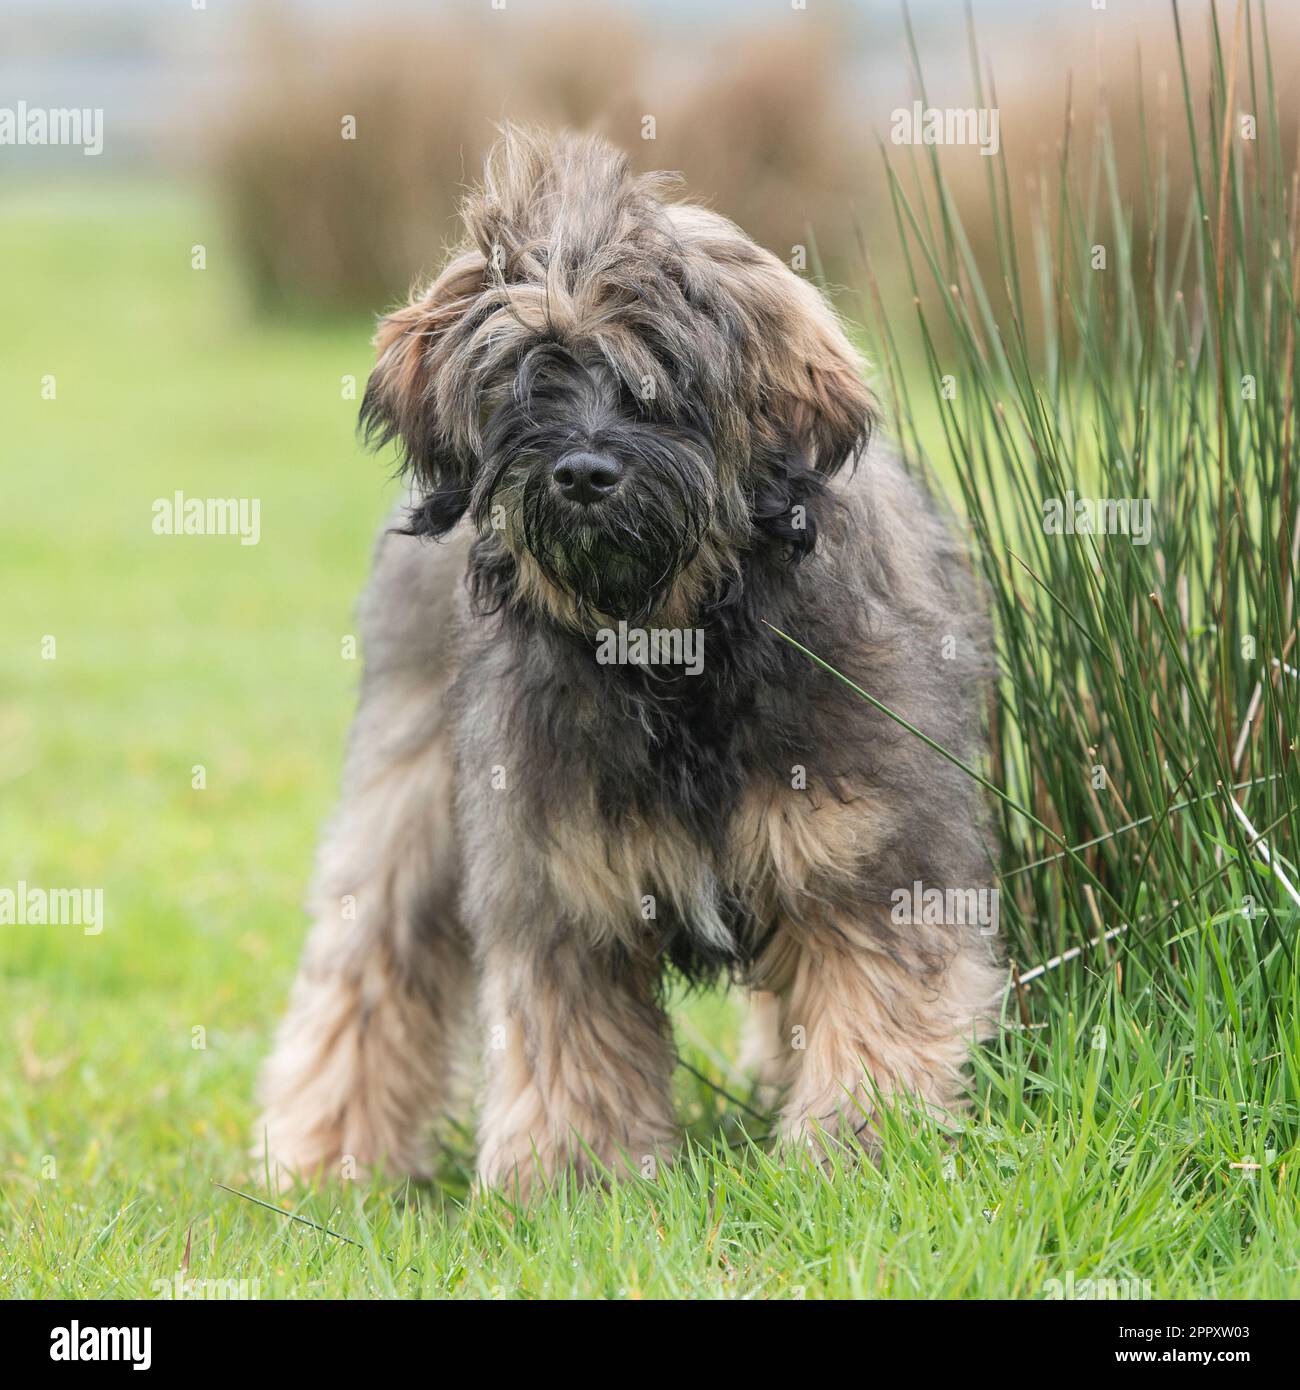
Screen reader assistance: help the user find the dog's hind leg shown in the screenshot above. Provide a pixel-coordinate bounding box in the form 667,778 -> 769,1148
737,988 -> 785,1107
256,678 -> 472,1185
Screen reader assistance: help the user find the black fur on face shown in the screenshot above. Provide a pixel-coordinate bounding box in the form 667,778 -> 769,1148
367,335 -> 841,626
466,343 -> 716,625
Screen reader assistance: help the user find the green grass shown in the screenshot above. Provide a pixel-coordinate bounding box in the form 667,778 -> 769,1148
2,7 -> 1299,1298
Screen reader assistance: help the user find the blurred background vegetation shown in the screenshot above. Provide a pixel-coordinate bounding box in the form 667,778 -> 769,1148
216,0 -> 1299,330
6,0 -> 1296,324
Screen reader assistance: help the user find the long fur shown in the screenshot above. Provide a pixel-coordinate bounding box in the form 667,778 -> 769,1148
259,128 -> 1004,1196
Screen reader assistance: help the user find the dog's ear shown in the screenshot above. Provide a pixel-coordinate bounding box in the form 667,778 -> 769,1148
667,206 -> 877,476
766,272 -> 878,476
359,250 -> 486,538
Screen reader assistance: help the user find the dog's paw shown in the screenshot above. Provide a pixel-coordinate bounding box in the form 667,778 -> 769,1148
776,1095 -> 882,1171
476,1126 -> 675,1202
250,1116 -> 433,1192
248,1133 -> 349,1193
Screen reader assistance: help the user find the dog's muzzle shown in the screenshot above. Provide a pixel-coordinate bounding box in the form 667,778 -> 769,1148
551,450 -> 624,507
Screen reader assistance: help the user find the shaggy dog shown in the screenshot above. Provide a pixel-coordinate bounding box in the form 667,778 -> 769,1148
258,128 -> 1003,1195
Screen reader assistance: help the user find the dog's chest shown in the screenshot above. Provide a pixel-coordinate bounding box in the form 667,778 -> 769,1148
541,772 -> 874,977
502,615 -> 872,973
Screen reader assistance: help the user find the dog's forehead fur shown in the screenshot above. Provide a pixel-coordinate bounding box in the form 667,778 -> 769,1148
365,126 -> 874,475
459,142 -> 753,431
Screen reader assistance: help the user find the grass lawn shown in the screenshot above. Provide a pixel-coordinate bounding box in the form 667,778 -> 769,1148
1,181 -> 1297,1300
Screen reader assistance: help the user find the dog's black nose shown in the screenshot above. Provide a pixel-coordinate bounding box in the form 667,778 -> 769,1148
552,451 -> 623,506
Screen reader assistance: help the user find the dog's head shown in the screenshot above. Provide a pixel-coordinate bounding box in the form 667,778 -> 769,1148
361,127 -> 875,625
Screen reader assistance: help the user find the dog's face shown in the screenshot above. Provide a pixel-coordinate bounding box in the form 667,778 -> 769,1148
361,129 -> 875,625
471,338 -> 719,624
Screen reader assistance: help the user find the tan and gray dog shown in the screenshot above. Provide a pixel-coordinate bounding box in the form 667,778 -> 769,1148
258,127 -> 1002,1196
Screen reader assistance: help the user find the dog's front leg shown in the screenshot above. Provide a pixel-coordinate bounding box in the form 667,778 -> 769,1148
257,683 -> 472,1186
769,903 -> 1001,1156
474,934 -> 678,1199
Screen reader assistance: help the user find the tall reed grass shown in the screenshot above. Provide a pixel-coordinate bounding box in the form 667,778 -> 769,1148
841,2 -> 1298,1024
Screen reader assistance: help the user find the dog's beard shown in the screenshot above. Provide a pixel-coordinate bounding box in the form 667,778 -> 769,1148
482,433 -> 714,624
